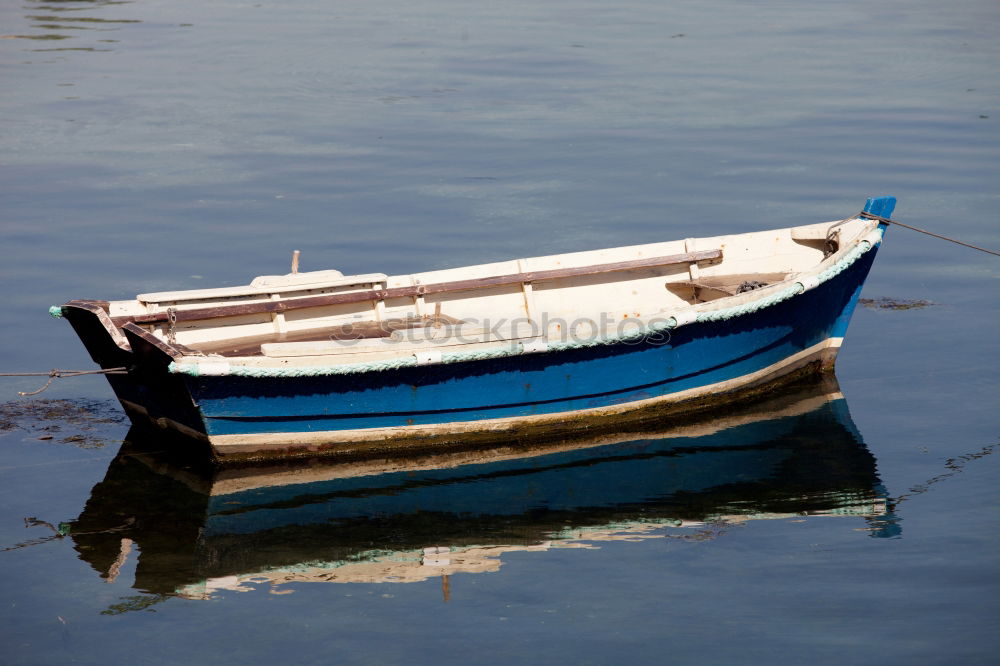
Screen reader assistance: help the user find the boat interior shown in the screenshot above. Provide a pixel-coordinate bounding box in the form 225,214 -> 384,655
84,218 -> 872,362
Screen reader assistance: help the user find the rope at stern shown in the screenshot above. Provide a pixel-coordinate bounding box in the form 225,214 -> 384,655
859,211 -> 1000,257
0,368 -> 129,396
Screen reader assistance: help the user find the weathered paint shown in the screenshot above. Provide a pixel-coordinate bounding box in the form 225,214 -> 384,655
57,199 -> 895,461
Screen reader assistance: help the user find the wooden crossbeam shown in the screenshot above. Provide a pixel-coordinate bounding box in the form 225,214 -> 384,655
118,249 -> 722,326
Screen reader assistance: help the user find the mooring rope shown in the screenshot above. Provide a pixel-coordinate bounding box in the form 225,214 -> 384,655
859,211 -> 1000,257
0,367 -> 128,396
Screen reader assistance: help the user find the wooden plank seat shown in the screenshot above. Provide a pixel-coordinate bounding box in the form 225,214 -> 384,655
261,322 -> 540,358
665,273 -> 788,304
136,272 -> 389,305
120,249 -> 722,326
186,314 -> 464,357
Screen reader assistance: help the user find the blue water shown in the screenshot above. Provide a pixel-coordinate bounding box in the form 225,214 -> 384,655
1,0 -> 998,663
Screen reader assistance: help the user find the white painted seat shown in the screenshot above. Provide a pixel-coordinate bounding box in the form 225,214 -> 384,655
260,323 -> 540,357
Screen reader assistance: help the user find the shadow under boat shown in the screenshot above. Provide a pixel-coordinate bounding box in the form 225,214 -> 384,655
67,376 -> 899,601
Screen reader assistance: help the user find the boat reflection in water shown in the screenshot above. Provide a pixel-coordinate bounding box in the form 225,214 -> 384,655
69,377 -> 899,601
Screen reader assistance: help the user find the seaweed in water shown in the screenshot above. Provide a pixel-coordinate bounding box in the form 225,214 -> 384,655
0,399 -> 125,448
100,593 -> 171,615
859,297 -> 934,311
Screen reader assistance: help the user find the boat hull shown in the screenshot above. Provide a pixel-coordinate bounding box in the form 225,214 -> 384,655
108,241 -> 878,461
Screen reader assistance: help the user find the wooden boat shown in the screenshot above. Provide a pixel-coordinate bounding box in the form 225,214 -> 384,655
54,196 -> 896,462
66,379 -> 897,599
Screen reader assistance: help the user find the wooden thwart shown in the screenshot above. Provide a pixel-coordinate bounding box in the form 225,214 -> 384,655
120,249 -> 722,326
187,314 -> 465,357
666,273 -> 787,303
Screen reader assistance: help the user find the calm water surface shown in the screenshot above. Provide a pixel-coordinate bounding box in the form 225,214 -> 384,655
1,1 -> 998,664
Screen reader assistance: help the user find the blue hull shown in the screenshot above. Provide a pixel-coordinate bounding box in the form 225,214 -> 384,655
189,246 -> 877,443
